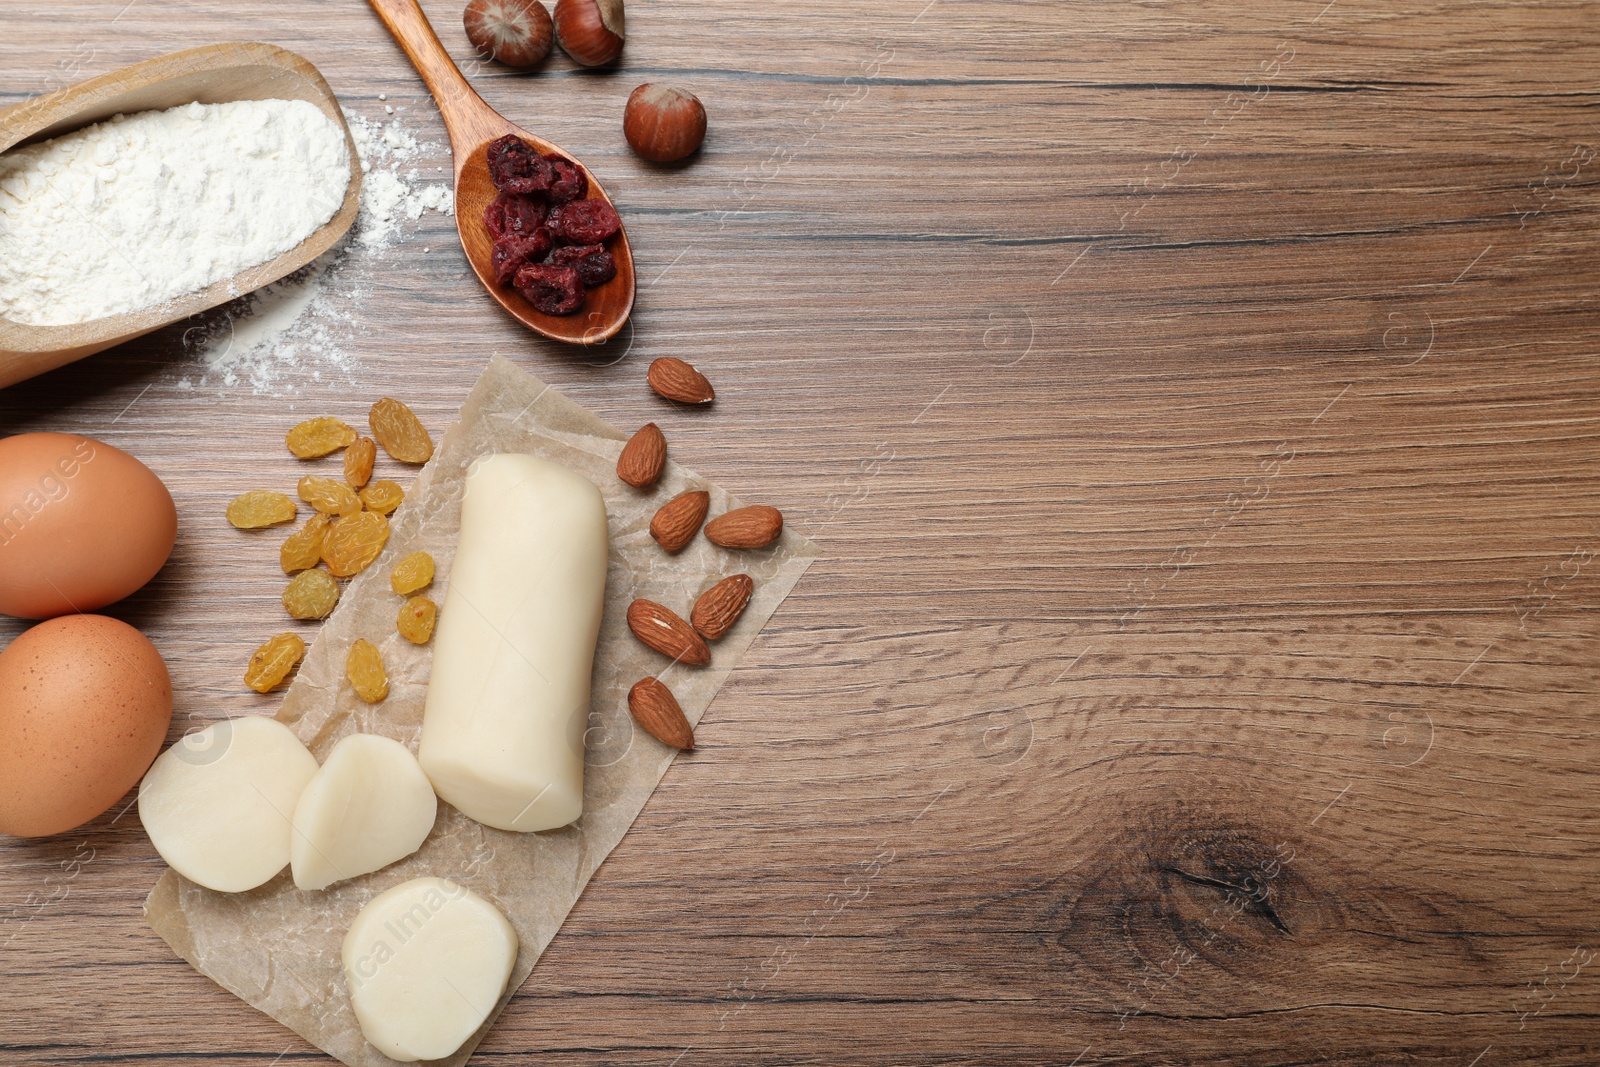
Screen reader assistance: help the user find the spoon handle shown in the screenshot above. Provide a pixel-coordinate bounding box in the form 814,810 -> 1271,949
367,0 -> 502,157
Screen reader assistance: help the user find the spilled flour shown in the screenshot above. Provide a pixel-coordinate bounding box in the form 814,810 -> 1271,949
346,113 -> 455,251
178,109 -> 455,396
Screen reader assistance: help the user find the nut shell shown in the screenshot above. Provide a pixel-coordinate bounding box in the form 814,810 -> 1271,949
553,0 -> 624,66
464,0 -> 554,68
623,84 -> 707,163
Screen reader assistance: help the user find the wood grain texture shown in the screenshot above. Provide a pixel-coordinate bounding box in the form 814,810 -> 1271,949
2,0 -> 1599,1064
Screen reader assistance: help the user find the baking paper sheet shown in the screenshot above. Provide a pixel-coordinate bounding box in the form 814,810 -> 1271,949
145,354 -> 820,1066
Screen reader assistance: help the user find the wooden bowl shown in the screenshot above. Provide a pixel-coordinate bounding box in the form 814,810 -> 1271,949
0,42 -> 363,390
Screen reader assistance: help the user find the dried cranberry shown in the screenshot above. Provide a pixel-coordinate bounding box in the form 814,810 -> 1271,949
506,157 -> 553,196
486,135 -> 532,184
491,231 -> 554,287
547,199 -> 621,244
548,243 -> 616,287
487,192 -> 547,238
486,135 -> 552,195
545,155 -> 588,202
483,194 -> 543,238
514,263 -> 585,315
484,197 -> 508,238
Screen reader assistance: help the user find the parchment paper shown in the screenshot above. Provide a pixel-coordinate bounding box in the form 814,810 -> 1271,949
144,354 -> 820,1066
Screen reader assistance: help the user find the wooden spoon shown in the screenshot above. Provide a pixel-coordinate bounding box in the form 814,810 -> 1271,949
368,0 -> 636,346
0,42 -> 363,390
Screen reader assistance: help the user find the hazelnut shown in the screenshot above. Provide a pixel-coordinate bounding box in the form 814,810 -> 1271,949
463,0 -> 554,69
623,84 -> 707,163
553,0 -> 625,67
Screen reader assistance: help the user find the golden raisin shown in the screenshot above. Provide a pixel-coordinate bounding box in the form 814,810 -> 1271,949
344,437 -> 377,489
298,474 -> 361,517
360,480 -> 405,516
280,514 -> 330,574
390,551 -> 435,595
283,568 -> 341,620
397,596 -> 437,644
323,511 -> 391,577
227,490 -> 297,529
245,632 -> 306,693
370,398 -> 434,464
286,417 -> 357,459
346,639 -> 389,703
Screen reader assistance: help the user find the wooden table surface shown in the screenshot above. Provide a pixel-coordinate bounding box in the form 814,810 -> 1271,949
4,0 -> 1600,1063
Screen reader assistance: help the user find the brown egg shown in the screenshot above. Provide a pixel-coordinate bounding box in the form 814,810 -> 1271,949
0,432 -> 177,620
0,615 -> 173,837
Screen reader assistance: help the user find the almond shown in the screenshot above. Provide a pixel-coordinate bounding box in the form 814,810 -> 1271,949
692,573 -> 754,641
617,422 -> 667,489
627,599 -> 711,667
705,505 -> 783,549
647,356 -> 715,405
628,677 -> 694,750
650,490 -> 709,553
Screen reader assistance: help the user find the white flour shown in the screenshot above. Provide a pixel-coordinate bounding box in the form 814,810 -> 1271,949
179,110 -> 455,395
347,113 -> 455,250
0,99 -> 350,327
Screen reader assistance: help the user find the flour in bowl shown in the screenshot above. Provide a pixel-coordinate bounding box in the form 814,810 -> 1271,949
0,99 -> 351,327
